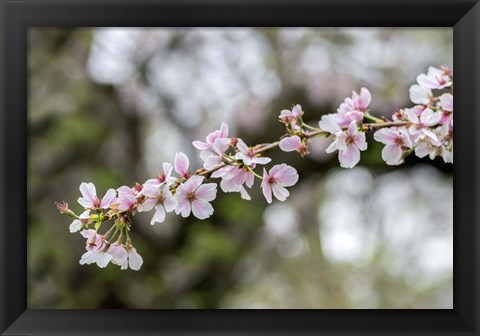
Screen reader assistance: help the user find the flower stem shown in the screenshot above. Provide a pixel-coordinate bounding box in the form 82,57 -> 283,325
246,166 -> 263,179
364,114 -> 385,123
302,123 -> 320,131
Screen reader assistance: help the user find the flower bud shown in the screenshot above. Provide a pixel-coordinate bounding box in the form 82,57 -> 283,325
55,202 -> 77,218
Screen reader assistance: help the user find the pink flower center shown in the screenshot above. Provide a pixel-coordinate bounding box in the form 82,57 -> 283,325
345,134 -> 356,145
394,137 -> 404,147
93,198 -> 101,208
186,192 -> 196,202
157,193 -> 165,204
268,176 -> 278,186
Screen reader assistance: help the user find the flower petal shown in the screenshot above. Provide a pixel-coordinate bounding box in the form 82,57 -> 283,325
195,183 -> 217,202
279,136 -> 302,152
174,152 -> 189,176
325,138 -> 340,153
261,169 -> 273,204
219,122 -> 229,138
252,157 -> 271,165
245,171 -> 254,188
346,121 -> 357,135
212,138 -> 230,155
192,140 -> 210,151
414,142 -> 430,158
409,84 -> 431,104
421,109 -> 442,126
69,220 -> 82,233
236,138 -> 249,154
354,132 -> 367,151
128,248 -> 143,271
291,104 -> 303,118
373,128 -> 398,144
79,251 -> 97,265
339,144 -> 360,168
275,165 -> 298,187
96,252 -> 113,268
272,184 -> 290,202
417,73 -> 438,89
439,93 -> 453,112
235,152 -> 252,166
191,200 -> 214,219
382,144 -> 403,165
163,196 -> 177,213
183,175 -> 204,193
79,182 -> 97,205
100,188 -> 117,209
422,128 -> 440,145
80,229 -> 96,239
405,108 -> 420,124
137,198 -> 156,212
319,114 -> 341,134
239,186 -> 251,200
358,87 -> 371,109
110,244 -> 128,265
175,199 -> 191,218
203,154 -> 223,170
151,205 -> 166,224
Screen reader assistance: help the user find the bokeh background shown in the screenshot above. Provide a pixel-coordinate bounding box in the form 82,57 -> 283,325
28,27 -> 453,309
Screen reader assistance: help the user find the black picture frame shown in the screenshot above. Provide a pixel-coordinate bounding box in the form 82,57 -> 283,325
1,0 -> 479,335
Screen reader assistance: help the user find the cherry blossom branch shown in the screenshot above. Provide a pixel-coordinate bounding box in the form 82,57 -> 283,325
57,65 -> 453,271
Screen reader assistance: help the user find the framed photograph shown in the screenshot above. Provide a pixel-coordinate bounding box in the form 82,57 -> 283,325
1,0 -> 479,335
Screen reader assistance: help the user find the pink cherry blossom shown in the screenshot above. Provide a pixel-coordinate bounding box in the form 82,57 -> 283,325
261,164 -> 299,204
81,229 -> 103,251
409,84 -> 431,105
406,107 -> 442,144
174,175 -> 217,219
351,87 -> 371,111
198,137 -> 230,170
143,162 -> 174,188
192,123 -> 230,151
416,66 -> 452,89
77,182 -> 117,209
211,165 -> 254,200
374,127 -> 413,165
216,165 -> 255,200
117,186 -> 137,211
279,104 -> 303,124
137,184 -> 176,224
174,152 -> 190,179
334,88 -> 371,127
235,139 -> 271,167
79,230 -> 112,268
325,121 -> 367,169
414,124 -> 453,163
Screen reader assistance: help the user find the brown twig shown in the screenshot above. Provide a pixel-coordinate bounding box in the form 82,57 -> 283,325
197,120 -> 412,179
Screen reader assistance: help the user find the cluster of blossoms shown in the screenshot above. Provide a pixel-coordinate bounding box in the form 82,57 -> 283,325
56,124 -> 299,270
57,66 -> 453,271
392,66 -> 453,164
280,66 -> 453,167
